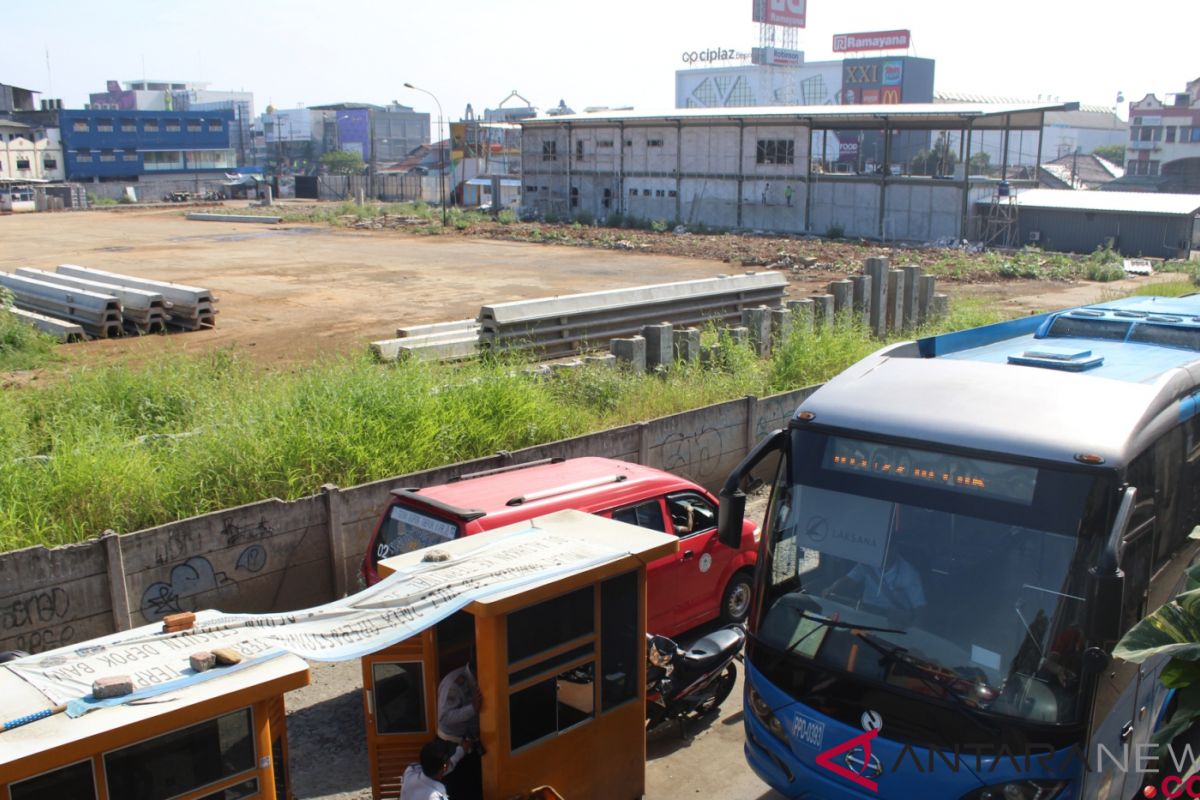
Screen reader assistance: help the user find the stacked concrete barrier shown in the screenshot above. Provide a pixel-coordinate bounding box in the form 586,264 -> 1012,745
478,273 -> 788,358
56,265 -> 217,331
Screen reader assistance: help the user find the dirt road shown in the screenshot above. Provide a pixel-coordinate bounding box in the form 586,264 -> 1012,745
1,208 -> 773,366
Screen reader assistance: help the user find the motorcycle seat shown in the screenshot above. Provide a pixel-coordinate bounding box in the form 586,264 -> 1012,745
680,627 -> 743,672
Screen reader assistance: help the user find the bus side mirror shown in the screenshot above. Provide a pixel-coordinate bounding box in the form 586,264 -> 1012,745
718,429 -> 787,548
1086,486 -> 1136,646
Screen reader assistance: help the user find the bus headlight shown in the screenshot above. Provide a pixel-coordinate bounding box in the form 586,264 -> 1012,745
961,780 -> 1067,800
747,685 -> 788,744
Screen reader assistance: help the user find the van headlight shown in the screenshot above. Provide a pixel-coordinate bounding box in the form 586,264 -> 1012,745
752,526 -> 761,544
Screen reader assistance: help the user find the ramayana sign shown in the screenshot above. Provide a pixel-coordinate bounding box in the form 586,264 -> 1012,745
832,30 -> 912,53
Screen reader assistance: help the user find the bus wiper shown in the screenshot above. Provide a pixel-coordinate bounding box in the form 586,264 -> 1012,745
847,629 -> 996,736
755,599 -> 906,671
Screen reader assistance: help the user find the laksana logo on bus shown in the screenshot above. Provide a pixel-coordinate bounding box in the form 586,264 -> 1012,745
812,732 -> 1200,795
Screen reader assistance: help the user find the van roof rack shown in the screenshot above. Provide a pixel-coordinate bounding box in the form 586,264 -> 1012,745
506,474 -> 628,507
447,456 -> 565,483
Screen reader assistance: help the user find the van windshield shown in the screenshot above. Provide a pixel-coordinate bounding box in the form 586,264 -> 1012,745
372,503 -> 460,567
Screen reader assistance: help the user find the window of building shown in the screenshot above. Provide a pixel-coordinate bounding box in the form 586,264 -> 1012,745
624,140 -> 633,148
629,188 -> 638,196
43,157 -> 57,170
542,141 -> 557,161
575,140 -> 584,160
143,119 -> 159,133
143,150 -> 184,171
642,189 -> 651,196
9,759 -> 97,800
1166,126 -> 1177,143
756,139 -> 795,165
1138,127 -> 1161,142
654,189 -> 665,197
597,140 -> 614,148
72,119 -> 89,132
570,186 -> 579,208
16,158 -> 30,170
647,138 -> 664,147
164,119 -> 181,133
1149,160 -> 1160,175
121,118 -> 136,132
187,120 -> 202,132
123,148 -> 138,162
1189,127 -> 1200,143
602,187 -> 612,209
208,120 -> 223,133
104,708 -> 256,800
668,189 -> 677,197
186,150 -> 236,169
99,149 -> 115,162
96,118 -> 114,133
525,185 -> 538,193
75,149 -> 92,162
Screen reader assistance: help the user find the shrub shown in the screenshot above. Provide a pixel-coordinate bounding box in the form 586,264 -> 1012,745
825,223 -> 845,239
650,219 -> 669,233
605,211 -> 625,229
574,209 -> 595,226
497,209 -> 518,225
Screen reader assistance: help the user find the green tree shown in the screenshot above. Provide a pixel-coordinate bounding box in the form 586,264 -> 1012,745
968,151 -> 992,176
1092,144 -> 1126,166
909,134 -> 958,177
320,149 -> 365,176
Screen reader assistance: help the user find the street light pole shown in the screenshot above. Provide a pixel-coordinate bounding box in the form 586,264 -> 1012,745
404,82 -> 447,226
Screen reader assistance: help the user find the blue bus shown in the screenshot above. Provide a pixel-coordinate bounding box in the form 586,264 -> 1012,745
718,295 -> 1200,799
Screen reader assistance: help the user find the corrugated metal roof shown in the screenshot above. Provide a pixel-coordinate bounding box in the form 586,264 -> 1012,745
520,101 -> 1072,127
936,90 -> 1113,115
1007,189 -> 1200,215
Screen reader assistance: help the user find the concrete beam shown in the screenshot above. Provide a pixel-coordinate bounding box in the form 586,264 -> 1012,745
643,323 -> 674,369
610,335 -> 647,372
673,328 -> 701,364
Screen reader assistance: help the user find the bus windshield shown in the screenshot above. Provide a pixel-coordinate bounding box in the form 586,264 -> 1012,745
757,430 -> 1106,727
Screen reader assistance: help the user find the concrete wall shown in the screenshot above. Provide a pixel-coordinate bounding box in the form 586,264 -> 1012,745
0,386 -> 816,654
809,179 -> 881,238
882,183 -> 962,242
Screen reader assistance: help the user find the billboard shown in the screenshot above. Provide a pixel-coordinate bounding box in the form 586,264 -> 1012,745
842,58 -> 905,105
751,47 -> 804,66
752,0 -> 806,28
832,30 -> 912,53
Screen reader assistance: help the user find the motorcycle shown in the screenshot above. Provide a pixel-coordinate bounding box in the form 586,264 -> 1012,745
645,624 -> 745,733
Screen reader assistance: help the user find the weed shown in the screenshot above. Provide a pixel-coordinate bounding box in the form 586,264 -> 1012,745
825,223 -> 845,239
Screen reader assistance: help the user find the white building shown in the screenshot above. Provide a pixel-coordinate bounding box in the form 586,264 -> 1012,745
0,120 -> 64,182
520,102 -> 1067,242
1118,77 -> 1200,193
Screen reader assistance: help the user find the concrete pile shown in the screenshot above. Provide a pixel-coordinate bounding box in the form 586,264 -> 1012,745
56,265 -> 217,331
370,273 -> 788,362
0,264 -> 218,341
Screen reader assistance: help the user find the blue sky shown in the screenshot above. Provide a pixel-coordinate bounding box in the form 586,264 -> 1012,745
5,0 -> 1196,132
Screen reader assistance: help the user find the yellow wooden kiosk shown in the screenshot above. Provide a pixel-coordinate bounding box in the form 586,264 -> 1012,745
362,510 -> 677,800
0,627 -> 309,800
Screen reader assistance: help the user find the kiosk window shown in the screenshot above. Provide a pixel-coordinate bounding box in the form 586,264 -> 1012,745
509,662 -> 595,750
9,760 -> 97,800
197,778 -> 259,799
601,570 -> 639,711
104,708 -> 255,800
373,661 -> 427,734
507,586 -> 594,664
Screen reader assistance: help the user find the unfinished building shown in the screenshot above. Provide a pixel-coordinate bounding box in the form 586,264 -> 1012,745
519,101 -> 1073,243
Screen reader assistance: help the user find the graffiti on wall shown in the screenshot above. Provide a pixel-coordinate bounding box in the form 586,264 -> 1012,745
656,425 -> 727,484
2,586 -> 75,653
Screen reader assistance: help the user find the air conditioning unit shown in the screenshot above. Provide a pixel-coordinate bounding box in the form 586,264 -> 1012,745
1028,231 -> 1041,242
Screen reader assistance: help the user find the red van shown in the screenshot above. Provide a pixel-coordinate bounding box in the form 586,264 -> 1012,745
360,457 -> 759,637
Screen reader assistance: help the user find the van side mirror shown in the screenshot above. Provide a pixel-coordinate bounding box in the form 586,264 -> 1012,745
717,429 -> 787,548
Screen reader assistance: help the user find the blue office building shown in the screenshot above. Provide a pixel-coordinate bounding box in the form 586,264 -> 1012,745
60,108 -> 236,180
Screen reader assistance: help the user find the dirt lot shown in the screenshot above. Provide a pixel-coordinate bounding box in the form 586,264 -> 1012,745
0,205 -> 1172,369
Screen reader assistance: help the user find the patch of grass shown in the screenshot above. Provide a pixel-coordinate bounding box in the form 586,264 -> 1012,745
0,295 -> 1017,551
1100,280 -> 1197,300
0,290 -> 59,372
